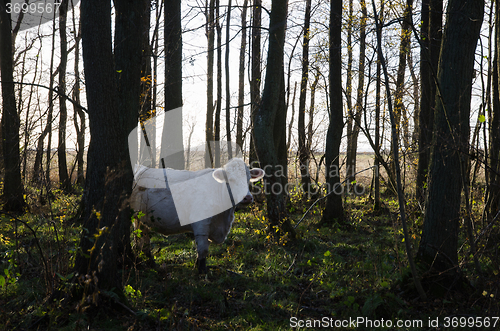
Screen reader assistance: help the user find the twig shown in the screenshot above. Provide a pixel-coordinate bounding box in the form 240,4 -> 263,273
371,0 -> 427,301
1,213 -> 52,292
294,166 -> 375,229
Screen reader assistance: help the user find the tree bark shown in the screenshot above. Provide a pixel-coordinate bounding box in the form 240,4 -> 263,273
72,9 -> 85,186
254,0 -> 295,239
488,0 -> 500,215
321,0 -> 344,225
391,0 -> 412,168
249,0 -> 261,166
163,0 -> 184,169
58,0 -> 71,192
236,0 -> 248,151
0,0 -> 26,212
213,0 -> 223,166
75,0 -> 147,296
417,0 -> 483,275
225,0 -> 233,158
416,0 -> 442,202
298,0 -> 312,194
286,82 -> 297,151
345,0 -> 366,185
205,0 -> 216,166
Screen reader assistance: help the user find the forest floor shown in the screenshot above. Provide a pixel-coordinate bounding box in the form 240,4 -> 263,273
1,161 -> 499,330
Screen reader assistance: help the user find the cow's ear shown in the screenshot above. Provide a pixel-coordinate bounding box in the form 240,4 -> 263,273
212,169 -> 227,183
249,168 -> 265,182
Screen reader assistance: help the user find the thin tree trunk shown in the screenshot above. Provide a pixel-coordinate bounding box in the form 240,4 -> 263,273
344,0 -> 353,181
249,0 -> 261,166
140,0 -> 154,168
213,0 -> 223,166
374,38 -> 382,210
236,0 -> 248,150
390,0 -> 412,179
307,69 -> 319,153
298,0 -> 312,194
225,0 -> 233,158
206,0 -> 216,166
58,0 -> 71,192
372,0 -> 426,300
346,0 -> 366,185
286,82 -> 297,152
72,7 -> 85,186
45,16 -> 58,191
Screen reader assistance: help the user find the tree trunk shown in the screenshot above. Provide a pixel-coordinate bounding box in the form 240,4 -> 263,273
307,70 -> 319,153
163,0 -> 184,169
0,1 -> 25,212
58,0 -> 71,192
254,0 -> 295,239
286,82 -> 297,151
212,0 -> 223,166
298,0 -> 312,194
391,0 -> 412,169
417,0 -> 483,276
416,0 -> 442,202
139,0 -> 153,167
374,40 -> 382,211
488,0 -> 500,216
225,0 -> 232,158
72,10 -> 85,186
114,0 -> 149,262
236,0 -> 248,151
345,0 -> 366,185
249,0 -> 261,166
75,0 -> 146,296
321,0 -> 344,225
206,0 -> 216,166
32,17 -> 57,188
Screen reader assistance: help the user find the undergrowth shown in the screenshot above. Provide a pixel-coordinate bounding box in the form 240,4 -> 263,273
0,188 -> 499,330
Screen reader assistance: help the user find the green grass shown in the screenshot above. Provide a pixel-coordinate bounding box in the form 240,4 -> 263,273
1,190 -> 499,330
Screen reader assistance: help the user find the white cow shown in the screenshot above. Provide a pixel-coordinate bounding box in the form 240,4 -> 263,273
130,158 -> 265,273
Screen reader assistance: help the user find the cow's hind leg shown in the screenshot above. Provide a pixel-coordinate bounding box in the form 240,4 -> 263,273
194,234 -> 209,274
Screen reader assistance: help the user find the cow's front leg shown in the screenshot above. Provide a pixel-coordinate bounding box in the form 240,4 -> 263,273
194,234 -> 209,273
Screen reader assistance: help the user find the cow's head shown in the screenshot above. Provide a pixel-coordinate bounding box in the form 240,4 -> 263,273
212,158 -> 264,206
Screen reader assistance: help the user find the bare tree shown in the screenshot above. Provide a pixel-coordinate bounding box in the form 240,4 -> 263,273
163,0 -> 184,169
75,0 -> 148,297
58,0 -> 71,192
416,0 -> 442,202
72,8 -> 85,186
225,0 -> 233,157
345,0 -> 366,186
254,0 -> 295,239
0,0 -> 26,212
249,0 -> 261,165
214,0 -> 222,166
297,0 -> 312,193
417,0 -> 483,280
236,0 -> 248,150
321,0 -> 344,225
205,0 -> 216,166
